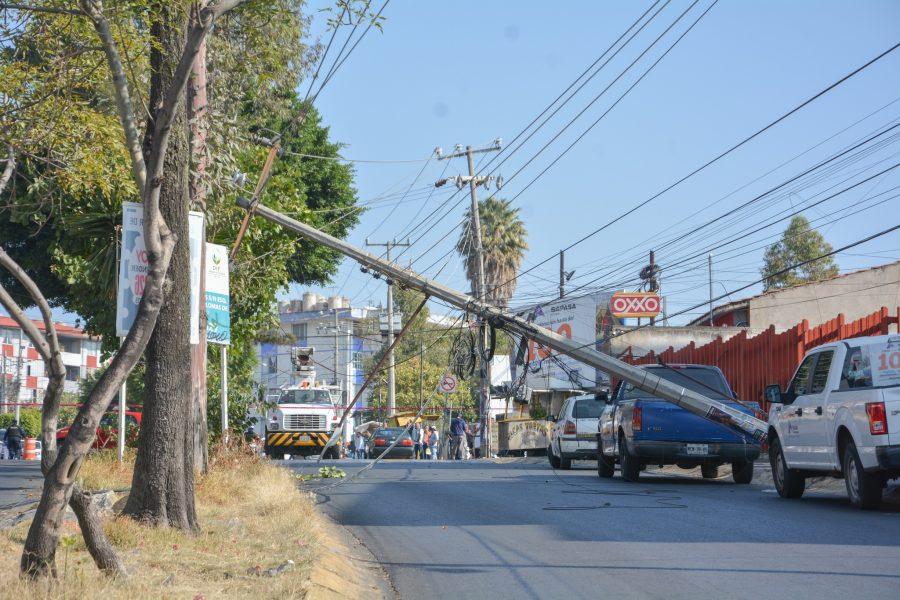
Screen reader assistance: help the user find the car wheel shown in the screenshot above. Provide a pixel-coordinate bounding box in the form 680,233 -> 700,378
618,437 -> 640,482
548,446 -> 561,469
559,454 -> 572,470
701,464 -> 719,479
843,440 -> 883,510
732,461 -> 754,484
769,436 -> 804,499
597,451 -> 615,478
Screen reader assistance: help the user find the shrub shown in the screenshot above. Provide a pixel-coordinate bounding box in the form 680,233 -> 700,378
0,408 -> 42,437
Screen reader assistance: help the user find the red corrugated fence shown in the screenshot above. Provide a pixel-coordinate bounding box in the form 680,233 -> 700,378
621,307 -> 900,407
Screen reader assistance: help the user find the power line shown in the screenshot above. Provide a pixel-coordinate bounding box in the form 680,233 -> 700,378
481,40 -> 900,305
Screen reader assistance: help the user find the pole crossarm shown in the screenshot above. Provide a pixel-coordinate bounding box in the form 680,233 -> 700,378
235,197 -> 769,442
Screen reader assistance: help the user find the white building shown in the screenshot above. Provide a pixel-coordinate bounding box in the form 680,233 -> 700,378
1,316 -> 103,409
255,294 -> 384,411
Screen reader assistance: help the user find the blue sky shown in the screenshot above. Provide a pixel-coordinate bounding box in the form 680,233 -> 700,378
295,0 -> 900,323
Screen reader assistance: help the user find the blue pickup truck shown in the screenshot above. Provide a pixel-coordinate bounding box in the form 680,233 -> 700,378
597,364 -> 761,483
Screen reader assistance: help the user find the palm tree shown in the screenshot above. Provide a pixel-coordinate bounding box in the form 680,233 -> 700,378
456,197 -> 528,307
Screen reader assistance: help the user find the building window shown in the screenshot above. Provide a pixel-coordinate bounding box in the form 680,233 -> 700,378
267,355 -> 277,374
291,323 -> 307,341
352,351 -> 363,371
65,365 -> 80,382
60,337 -> 81,354
26,365 -> 31,376
0,328 -> 11,343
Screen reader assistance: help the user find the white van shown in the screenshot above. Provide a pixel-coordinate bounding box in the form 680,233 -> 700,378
765,335 -> 900,509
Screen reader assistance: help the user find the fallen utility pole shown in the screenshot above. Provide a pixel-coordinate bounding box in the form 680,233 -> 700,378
236,198 -> 769,443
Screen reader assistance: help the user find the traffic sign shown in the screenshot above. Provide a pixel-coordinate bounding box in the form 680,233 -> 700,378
437,373 -> 459,394
610,292 -> 662,318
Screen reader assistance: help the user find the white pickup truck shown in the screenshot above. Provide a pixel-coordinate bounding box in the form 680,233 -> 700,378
765,334 -> 900,509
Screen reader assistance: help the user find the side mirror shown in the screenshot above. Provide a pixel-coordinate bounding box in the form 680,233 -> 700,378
764,384 -> 783,404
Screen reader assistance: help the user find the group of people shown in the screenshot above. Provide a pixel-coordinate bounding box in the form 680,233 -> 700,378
410,423 -> 441,460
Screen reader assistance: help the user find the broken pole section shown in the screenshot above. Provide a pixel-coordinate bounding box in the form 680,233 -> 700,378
236,198 -> 768,443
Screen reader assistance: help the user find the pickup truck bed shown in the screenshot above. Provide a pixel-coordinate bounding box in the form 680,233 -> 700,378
599,364 -> 761,483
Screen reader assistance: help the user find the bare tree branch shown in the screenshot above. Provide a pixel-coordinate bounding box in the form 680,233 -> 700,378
78,0 -> 147,198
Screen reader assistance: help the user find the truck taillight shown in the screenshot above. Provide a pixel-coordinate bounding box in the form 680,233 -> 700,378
563,420 -> 576,435
632,406 -> 642,432
866,402 -> 888,435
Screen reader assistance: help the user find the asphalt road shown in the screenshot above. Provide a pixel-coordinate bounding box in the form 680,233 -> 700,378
290,458 -> 900,600
0,460 -> 42,510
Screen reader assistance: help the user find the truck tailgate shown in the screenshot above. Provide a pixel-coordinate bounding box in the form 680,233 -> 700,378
639,399 -> 755,444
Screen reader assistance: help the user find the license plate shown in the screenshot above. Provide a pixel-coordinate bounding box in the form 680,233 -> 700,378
686,443 -> 709,455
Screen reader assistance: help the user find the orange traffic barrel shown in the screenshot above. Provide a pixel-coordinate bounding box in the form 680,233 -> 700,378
23,437 -> 37,460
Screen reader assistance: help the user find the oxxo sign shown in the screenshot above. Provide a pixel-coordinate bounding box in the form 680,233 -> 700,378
609,292 -> 661,318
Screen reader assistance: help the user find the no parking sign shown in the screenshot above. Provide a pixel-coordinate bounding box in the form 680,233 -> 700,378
437,373 -> 459,394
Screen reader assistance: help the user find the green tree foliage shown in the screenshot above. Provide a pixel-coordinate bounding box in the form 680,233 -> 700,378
0,408 -> 42,438
456,197 -> 528,307
761,216 -> 839,291
0,2 -> 360,434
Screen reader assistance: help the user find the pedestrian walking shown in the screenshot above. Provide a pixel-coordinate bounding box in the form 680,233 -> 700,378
412,422 -> 423,459
427,426 -> 439,461
5,423 -> 25,460
449,415 -> 467,460
354,431 -> 368,459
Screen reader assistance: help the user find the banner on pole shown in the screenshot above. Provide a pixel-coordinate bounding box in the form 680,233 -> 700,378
115,202 -> 146,337
205,243 -> 231,345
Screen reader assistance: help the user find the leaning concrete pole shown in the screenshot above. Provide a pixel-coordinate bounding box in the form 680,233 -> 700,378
236,198 -> 768,442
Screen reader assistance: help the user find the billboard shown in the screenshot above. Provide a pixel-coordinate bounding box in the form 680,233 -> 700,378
116,202 -> 205,339
205,243 -> 230,345
524,292 -> 611,391
609,292 -> 661,318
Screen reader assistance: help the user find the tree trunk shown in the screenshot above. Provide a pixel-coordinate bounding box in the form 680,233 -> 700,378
123,2 -> 198,531
189,3 -> 209,472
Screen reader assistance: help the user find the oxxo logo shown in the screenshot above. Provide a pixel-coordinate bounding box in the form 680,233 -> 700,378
609,292 -> 661,318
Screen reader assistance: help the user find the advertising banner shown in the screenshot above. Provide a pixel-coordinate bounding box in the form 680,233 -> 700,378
116,202 -> 205,339
524,292 -> 611,391
115,202 -> 146,337
205,243 -> 230,345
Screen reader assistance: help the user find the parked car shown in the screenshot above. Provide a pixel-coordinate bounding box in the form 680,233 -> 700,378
548,395 -> 607,469
368,427 -> 415,459
0,428 -> 7,460
56,410 -> 142,450
765,335 -> 900,509
598,364 -> 761,483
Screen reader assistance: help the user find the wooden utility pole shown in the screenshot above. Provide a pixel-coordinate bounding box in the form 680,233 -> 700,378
365,238 -> 409,416
437,140 -> 501,456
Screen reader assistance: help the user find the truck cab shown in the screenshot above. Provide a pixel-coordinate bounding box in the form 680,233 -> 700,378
263,347 -> 345,459
766,335 -> 900,509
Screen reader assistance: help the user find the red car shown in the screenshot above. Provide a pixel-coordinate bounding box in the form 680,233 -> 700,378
56,410 -> 142,449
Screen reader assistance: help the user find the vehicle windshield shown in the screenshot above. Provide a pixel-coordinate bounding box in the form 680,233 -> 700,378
374,428 -> 408,439
277,389 -> 333,405
622,367 -> 732,401
573,399 -> 604,418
